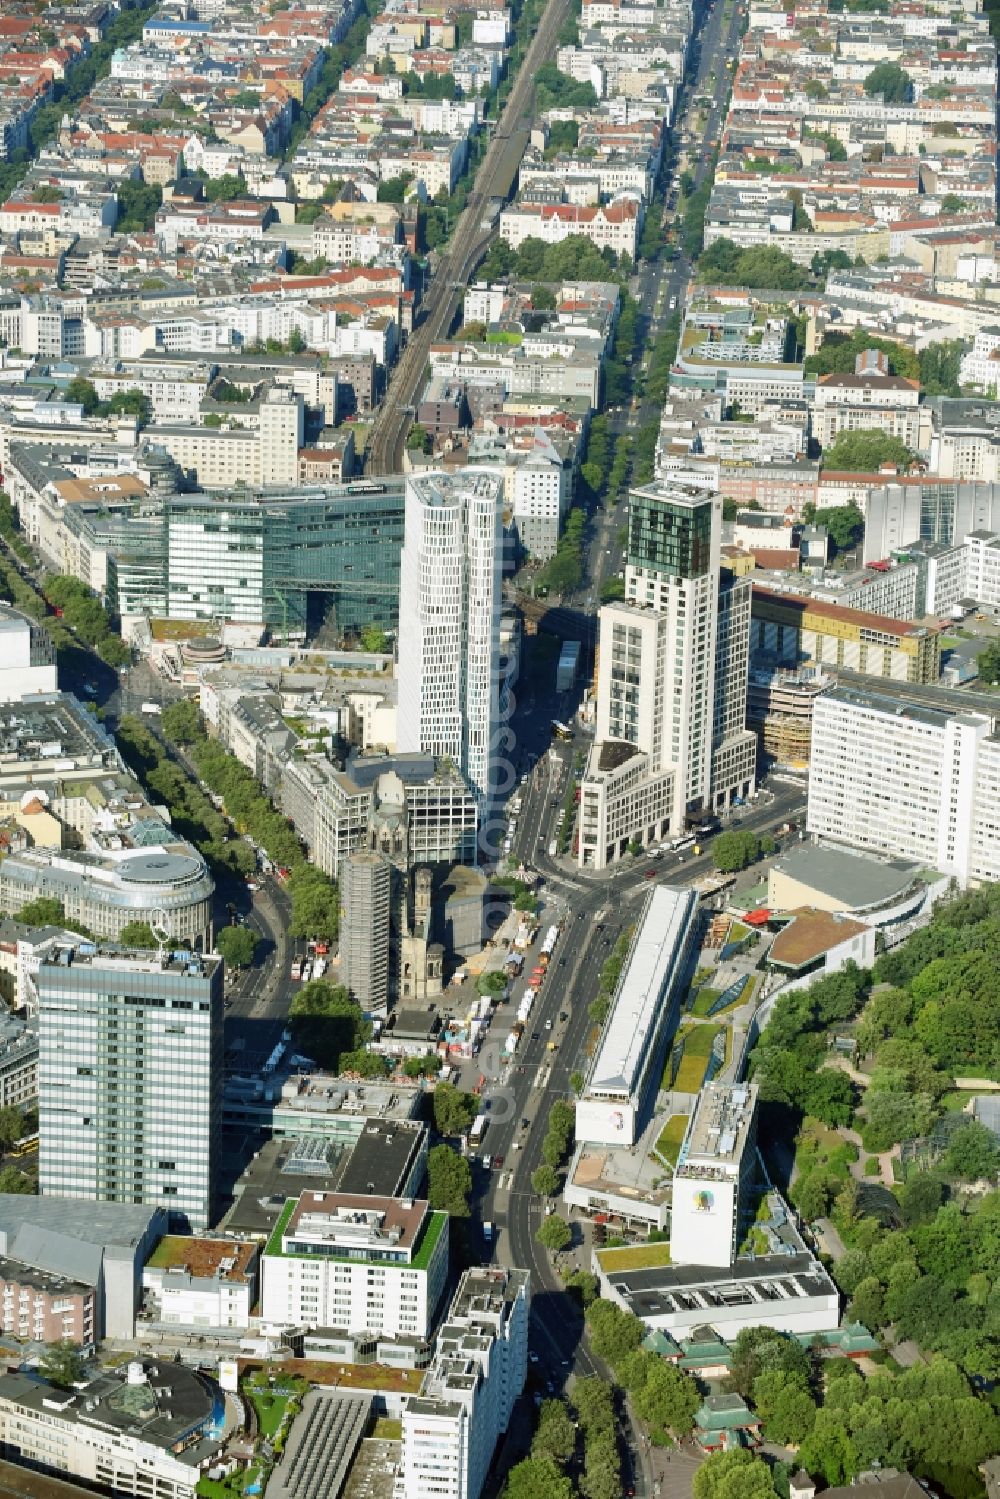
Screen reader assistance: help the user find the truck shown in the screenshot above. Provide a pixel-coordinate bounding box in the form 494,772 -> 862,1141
483,1221 -> 494,1242
290,959 -> 302,981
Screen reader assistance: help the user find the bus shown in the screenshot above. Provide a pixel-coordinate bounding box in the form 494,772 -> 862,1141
551,720 -> 573,741
469,1115 -> 488,1148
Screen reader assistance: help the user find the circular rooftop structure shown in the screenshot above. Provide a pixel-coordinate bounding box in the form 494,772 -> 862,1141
119,850 -> 205,888
181,637 -> 225,664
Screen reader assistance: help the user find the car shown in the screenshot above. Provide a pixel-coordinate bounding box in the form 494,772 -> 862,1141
545,1020 -> 553,1031
643,868 -> 658,879
529,1352 -> 540,1364
492,1154 -> 504,1169
531,1031 -> 540,1040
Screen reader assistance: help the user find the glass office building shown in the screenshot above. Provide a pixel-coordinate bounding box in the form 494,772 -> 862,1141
165,480 -> 406,636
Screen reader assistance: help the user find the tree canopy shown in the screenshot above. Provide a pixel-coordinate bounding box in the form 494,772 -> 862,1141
698,238 -> 808,290
432,1083 -> 479,1138
863,62 -> 913,103
821,430 -> 915,474
426,1142 -> 472,1217
537,1214 -> 572,1251
288,981 -> 368,1070
693,1449 -> 777,1499
215,924 -> 258,969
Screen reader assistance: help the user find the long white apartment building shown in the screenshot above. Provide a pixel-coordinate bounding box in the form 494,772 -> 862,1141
399,1266 -> 529,1499
260,1191 -> 449,1339
576,885 -> 700,1147
396,471 -> 504,811
807,685 -> 1000,886
670,1082 -> 759,1270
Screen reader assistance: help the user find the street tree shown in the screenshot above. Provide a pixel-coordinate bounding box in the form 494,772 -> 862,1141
118,921 -> 159,948
288,981 -> 367,1069
432,1083 -> 479,1138
584,1300 -> 645,1364
216,925 -> 258,970
532,1401 -> 576,1463
426,1143 -> 472,1217
692,1449 -> 777,1499
531,1164 -> 561,1196
160,699 -> 204,745
16,897 -> 67,929
0,1108 -> 23,1151
537,1214 -> 572,1252
505,1457 -> 574,1499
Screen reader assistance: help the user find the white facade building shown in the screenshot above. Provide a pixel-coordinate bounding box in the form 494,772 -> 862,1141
0,605 -> 57,702
142,1237 -> 258,1330
670,1083 -> 758,1270
576,886 -> 699,1147
396,471 -> 504,810
0,1358 -> 225,1499
807,685 -> 1000,886
261,1192 -> 449,1339
399,1266 -> 529,1499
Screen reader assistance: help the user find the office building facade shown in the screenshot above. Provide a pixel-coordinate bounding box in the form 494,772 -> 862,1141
37,946 -> 223,1231
807,685 -> 1000,886
164,480 -> 406,637
396,472 -> 504,811
579,482 -> 754,869
261,1192 -> 449,1339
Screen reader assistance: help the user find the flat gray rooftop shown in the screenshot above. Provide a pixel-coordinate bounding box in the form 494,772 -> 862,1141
770,844 -> 921,910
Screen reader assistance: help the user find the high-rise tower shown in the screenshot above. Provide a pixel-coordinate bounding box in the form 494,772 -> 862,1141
580,481 -> 754,869
396,471 -> 504,811
38,944 -> 222,1230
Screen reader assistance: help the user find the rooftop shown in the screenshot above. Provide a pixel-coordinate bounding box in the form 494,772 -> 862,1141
606,1249 -> 838,1322
145,1235 -> 257,1284
264,1196 -> 447,1271
265,1389 -> 371,1499
675,1082 -> 757,1177
0,1359 -> 218,1458
586,886 -> 698,1100
822,682 -> 989,732
769,909 -> 871,971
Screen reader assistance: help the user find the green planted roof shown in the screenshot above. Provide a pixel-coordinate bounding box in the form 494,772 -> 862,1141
263,1198 -> 448,1272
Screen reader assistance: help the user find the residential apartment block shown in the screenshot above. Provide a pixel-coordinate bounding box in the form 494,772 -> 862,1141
807,685 -> 1000,886
399,1267 -> 529,1499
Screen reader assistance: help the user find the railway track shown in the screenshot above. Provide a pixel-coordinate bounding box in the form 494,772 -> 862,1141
364,0 -> 574,476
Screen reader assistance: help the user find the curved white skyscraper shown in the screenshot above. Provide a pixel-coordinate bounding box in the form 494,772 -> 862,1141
396,471 -> 504,812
